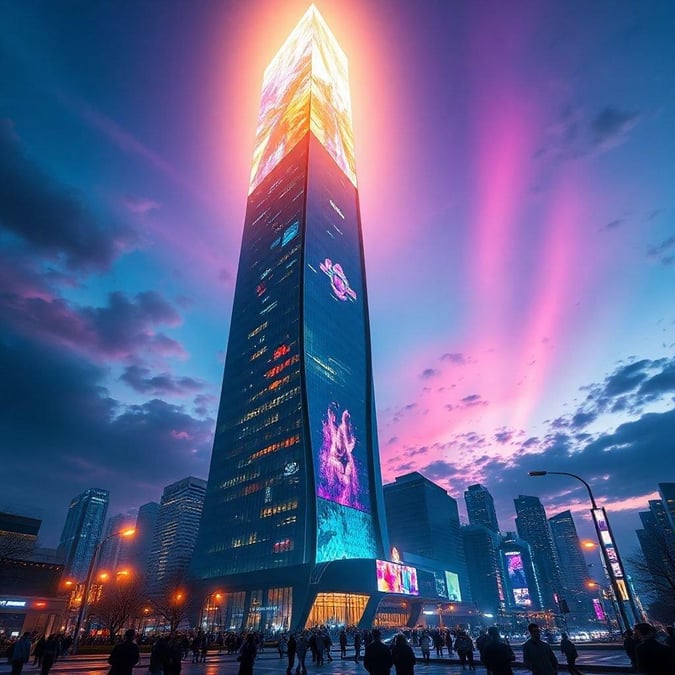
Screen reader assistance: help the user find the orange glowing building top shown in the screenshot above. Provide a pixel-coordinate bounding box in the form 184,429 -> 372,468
249,5 -> 356,194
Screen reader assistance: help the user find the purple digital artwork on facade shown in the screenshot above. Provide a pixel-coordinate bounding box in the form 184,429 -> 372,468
317,403 -> 366,510
319,258 -> 357,301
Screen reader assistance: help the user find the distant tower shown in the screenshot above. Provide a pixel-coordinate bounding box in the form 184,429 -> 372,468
464,484 -> 500,533
147,477 -> 206,594
57,488 -> 109,580
98,510 -> 137,572
636,496 -> 675,595
514,495 -> 563,610
657,483 -> 675,534
549,510 -> 592,618
190,5 -> 389,631
130,502 -> 160,573
498,532 -> 543,611
461,524 -> 504,616
384,472 -> 472,602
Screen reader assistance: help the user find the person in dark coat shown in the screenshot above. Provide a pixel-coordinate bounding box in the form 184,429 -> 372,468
482,627 -> 516,675
107,629 -> 140,675
10,633 -> 32,675
559,633 -> 582,675
287,633 -> 297,675
623,629 -> 638,670
40,635 -> 60,675
634,622 -> 675,675
363,629 -> 393,675
149,635 -> 172,675
391,634 -> 416,675
238,633 -> 258,675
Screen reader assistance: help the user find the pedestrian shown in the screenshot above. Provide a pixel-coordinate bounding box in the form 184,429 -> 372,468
482,627 -> 516,675
391,634 -> 416,675
339,630 -> 348,659
166,633 -> 184,675
295,632 -> 308,675
419,632 -> 431,664
238,633 -> 258,675
623,629 -> 638,671
433,632 -> 444,658
363,629 -> 394,675
633,622 -> 675,674
476,630 -> 489,671
559,633 -> 582,675
455,631 -> 475,671
314,631 -> 325,666
149,635 -> 172,675
9,633 -> 32,675
522,624 -> 558,675
33,636 -> 45,667
354,631 -> 362,663
107,629 -> 140,675
40,635 -> 60,675
287,633 -> 297,675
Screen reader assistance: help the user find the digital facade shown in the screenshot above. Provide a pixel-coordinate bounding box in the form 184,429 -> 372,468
190,5 -> 390,632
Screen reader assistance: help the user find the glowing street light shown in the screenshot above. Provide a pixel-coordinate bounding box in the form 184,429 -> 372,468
72,527 -> 135,653
528,470 -> 640,631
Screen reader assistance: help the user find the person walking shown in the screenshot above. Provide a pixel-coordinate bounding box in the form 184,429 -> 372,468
295,632 -> 308,675
482,627 -> 516,675
237,633 -> 258,675
149,635 -> 172,675
623,629 -> 638,671
286,633 -> 297,675
419,632 -> 431,664
40,635 -> 60,675
339,630 -> 348,659
354,631 -> 362,663
522,624 -> 558,675
107,629 -> 140,675
363,629 -> 393,675
9,633 -> 32,675
633,622 -> 675,674
455,631 -> 475,671
391,634 -> 416,675
559,633 -> 583,675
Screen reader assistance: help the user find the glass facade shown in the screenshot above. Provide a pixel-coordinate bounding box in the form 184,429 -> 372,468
190,6 -> 387,630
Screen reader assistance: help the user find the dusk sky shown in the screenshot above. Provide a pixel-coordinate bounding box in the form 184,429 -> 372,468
1,0 -> 674,561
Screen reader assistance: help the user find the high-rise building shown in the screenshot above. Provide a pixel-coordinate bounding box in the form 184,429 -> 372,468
0,511 -> 41,559
461,524 -> 504,616
57,488 -> 109,581
659,483 -> 675,532
464,484 -> 500,533
514,495 -> 563,611
130,502 -> 160,574
190,6 -> 391,631
98,510 -> 137,573
549,510 -> 592,621
384,472 -> 471,603
498,532 -> 543,612
637,496 -> 675,600
147,477 -> 206,594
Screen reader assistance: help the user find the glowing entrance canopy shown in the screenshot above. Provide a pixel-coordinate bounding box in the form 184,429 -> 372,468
249,4 -> 357,194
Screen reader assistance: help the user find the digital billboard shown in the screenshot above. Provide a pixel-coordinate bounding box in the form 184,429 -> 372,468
504,551 -> 531,607
305,135 -> 377,563
592,508 -> 626,582
444,571 -> 462,601
592,598 -> 606,621
376,560 -> 419,596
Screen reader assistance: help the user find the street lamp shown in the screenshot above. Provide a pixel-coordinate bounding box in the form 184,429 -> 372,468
72,527 -> 135,653
528,470 -> 639,632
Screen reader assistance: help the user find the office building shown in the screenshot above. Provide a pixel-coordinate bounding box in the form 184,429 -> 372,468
384,472 -> 471,603
637,496 -> 675,598
130,501 -> 160,573
147,477 -> 206,594
659,483 -> 675,533
498,532 -> 543,612
514,495 -> 563,611
0,511 -> 41,559
461,524 -> 504,617
98,510 -> 137,573
464,484 -> 500,533
57,488 -> 109,581
190,6 -> 394,631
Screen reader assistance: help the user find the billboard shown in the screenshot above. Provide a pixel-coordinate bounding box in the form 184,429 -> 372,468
592,508 -> 627,587
504,551 -> 531,607
376,560 -> 419,596
444,571 -> 462,602
592,598 -> 606,621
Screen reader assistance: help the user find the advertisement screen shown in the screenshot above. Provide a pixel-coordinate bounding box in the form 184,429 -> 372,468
592,508 -> 625,580
434,572 -> 448,599
305,135 -> 377,563
376,560 -> 419,596
505,551 -> 531,607
444,571 -> 462,601
592,598 -> 606,621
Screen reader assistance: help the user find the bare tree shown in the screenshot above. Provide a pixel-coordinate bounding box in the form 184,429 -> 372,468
151,575 -> 190,632
90,575 -> 147,644
628,541 -> 675,621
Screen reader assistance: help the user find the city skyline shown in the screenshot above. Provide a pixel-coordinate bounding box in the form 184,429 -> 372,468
1,0 -> 674,559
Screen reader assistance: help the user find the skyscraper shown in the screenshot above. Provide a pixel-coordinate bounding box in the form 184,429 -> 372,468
498,532 -> 543,612
514,495 -> 563,610
190,6 -> 389,631
464,484 -> 500,533
384,472 -> 471,602
461,524 -> 504,616
57,488 -> 109,581
659,483 -> 675,532
130,501 -> 160,573
147,477 -> 206,594
98,510 -> 137,573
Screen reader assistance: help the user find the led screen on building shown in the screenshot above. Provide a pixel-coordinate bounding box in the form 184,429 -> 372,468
376,560 -> 419,595
504,551 -> 531,607
444,571 -> 462,602
304,136 -> 377,563
592,598 -> 606,621
592,508 -> 627,583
